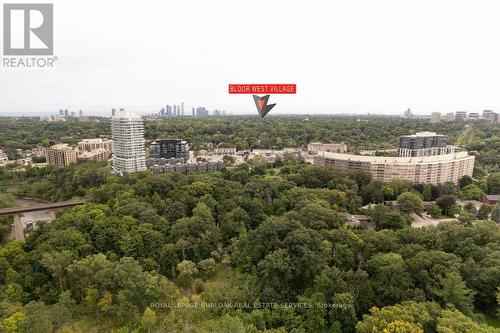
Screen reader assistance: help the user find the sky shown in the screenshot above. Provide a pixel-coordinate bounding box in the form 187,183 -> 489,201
2,0 -> 500,116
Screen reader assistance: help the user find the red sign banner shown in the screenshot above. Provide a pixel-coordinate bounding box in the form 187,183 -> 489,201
228,84 -> 296,94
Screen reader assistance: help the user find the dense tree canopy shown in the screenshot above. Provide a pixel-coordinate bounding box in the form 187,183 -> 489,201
0,117 -> 499,332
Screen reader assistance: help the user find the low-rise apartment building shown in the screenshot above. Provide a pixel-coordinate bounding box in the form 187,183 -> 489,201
307,142 -> 348,155
78,138 -> 113,152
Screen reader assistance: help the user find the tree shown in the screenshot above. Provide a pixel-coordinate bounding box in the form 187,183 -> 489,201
459,175 -> 473,188
463,202 -> 477,215
329,293 -> 357,333
372,205 -> 410,230
41,250 -> 74,292
457,210 -> 474,224
176,260 -> 198,287
491,204 -> 500,224
486,172 -> 500,194
3,283 -> 23,303
356,301 -> 441,333
383,321 -> 424,333
18,302 -> 56,333
222,155 -> 235,166
422,184 -> 433,201
197,258 -> 216,280
297,292 -> 327,332
197,315 -> 245,333
459,184 -> 484,201
431,271 -> 475,316
98,292 -> 113,315
139,307 -> 157,333
257,248 -> 294,301
436,195 -> 457,216
436,309 -> 494,333
1,311 -> 26,333
397,192 -> 423,214
428,204 -> 442,219
477,205 -> 490,220
497,287 -> 500,317
366,253 -> 412,305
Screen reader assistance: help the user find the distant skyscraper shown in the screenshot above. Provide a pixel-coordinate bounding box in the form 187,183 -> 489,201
111,110 -> 146,175
59,109 -> 63,116
196,107 -> 209,116
79,110 -> 83,116
111,108 -> 116,116
404,108 -> 413,119
192,107 -> 195,116
430,112 -> 441,123
482,110 -> 498,123
455,111 -> 467,122
468,113 -> 479,121
181,102 -> 184,116
445,112 -> 455,122
64,109 -> 69,117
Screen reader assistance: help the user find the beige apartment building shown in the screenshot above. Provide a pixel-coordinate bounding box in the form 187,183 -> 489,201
46,144 -> 78,167
313,151 -> 474,185
78,138 -> 113,152
77,148 -> 109,163
307,142 -> 348,155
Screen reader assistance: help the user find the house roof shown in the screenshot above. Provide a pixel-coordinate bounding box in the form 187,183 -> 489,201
485,195 -> 500,201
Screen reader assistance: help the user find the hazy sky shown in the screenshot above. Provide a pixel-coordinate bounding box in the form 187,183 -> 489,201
2,0 -> 500,116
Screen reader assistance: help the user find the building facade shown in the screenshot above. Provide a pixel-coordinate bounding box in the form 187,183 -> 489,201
445,112 -> 455,122
111,111 -> 146,174
77,148 -> 109,163
455,111 -> 467,122
213,147 -> 237,155
399,132 -> 448,150
398,145 -> 456,157
468,113 -> 479,121
313,151 -> 474,185
149,139 -> 189,160
307,142 -> 348,155
46,144 -> 78,167
0,149 -> 8,166
398,132 -> 452,157
482,110 -> 498,123
149,161 -> 223,174
78,138 -> 113,152
430,112 -> 441,123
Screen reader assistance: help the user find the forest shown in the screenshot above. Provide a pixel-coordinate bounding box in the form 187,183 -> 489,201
0,116 -> 499,332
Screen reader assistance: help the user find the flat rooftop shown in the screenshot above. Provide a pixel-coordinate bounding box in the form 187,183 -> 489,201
400,131 -> 444,138
316,151 -> 473,164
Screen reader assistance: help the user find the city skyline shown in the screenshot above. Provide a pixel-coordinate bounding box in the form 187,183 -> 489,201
3,0 -> 500,116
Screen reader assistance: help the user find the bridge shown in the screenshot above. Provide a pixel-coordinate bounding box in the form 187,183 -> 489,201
0,199 -> 87,241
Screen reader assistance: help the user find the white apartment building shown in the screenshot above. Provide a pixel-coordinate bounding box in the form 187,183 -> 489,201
111,111 -> 146,175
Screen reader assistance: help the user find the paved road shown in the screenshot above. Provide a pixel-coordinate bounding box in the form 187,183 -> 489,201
410,213 -> 457,228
